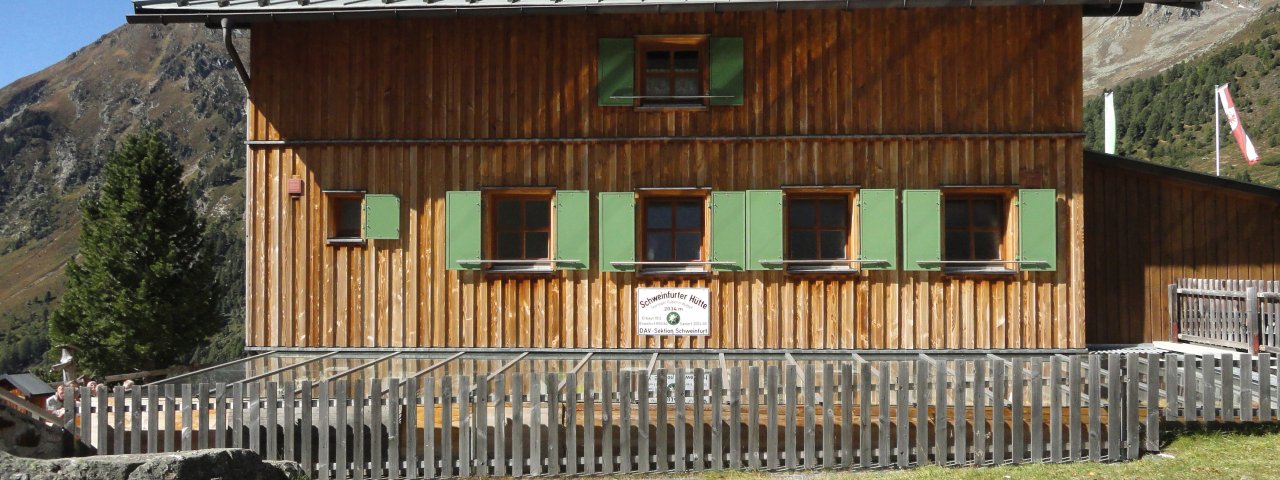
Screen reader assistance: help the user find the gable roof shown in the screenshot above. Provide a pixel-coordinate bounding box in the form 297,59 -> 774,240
1084,150 -> 1280,203
129,0 -> 1201,24
0,373 -> 54,397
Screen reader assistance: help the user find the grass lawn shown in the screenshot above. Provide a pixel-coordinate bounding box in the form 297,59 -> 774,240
687,424 -> 1280,480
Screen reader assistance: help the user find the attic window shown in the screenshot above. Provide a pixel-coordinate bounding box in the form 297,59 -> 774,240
637,36 -> 709,109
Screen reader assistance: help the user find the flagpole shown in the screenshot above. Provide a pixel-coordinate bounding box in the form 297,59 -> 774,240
1215,84 -> 1221,177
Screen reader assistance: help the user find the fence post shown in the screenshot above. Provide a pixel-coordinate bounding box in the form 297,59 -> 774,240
1247,286 -> 1261,354
1169,283 -> 1180,342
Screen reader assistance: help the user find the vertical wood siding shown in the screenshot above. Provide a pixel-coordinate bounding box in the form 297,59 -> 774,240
245,7 -> 1086,350
1084,156 -> 1280,345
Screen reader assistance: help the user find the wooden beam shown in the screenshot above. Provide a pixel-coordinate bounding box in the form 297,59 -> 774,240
233,351 -> 339,386
0,389 -> 66,426
103,366 -> 191,383
402,351 -> 467,385
145,350 -> 274,386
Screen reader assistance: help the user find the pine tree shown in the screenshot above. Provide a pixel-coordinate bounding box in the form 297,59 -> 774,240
50,131 -> 221,375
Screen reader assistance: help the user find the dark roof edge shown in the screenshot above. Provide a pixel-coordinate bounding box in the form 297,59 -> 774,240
0,373 -> 54,396
127,0 -> 1199,25
1084,149 -> 1280,202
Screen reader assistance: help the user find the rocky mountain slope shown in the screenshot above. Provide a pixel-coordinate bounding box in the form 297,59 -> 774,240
0,24 -> 247,374
1084,0 -> 1280,95
0,3 -> 1271,375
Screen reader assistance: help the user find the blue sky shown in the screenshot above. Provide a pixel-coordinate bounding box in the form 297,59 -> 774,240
0,1 -> 134,88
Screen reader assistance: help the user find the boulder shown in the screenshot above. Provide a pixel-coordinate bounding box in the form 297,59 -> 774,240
0,449 -> 308,480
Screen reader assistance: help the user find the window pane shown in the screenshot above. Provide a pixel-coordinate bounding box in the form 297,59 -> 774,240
525,232 -> 550,259
496,232 -> 522,259
789,231 -> 816,259
971,199 -> 1002,228
495,200 -> 521,229
645,51 -> 670,71
525,200 -> 550,229
674,232 -> 703,261
336,199 -> 362,237
675,201 -> 703,228
944,232 -> 970,261
973,232 -> 1001,260
789,200 -> 815,228
817,199 -> 848,227
674,76 -> 700,96
944,200 -> 969,228
644,77 -> 670,97
645,232 -> 672,261
673,50 -> 699,71
820,231 -> 847,259
646,202 -> 672,228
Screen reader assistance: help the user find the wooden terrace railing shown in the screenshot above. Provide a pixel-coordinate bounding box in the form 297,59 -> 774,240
1170,278 -> 1280,353
74,353 -> 1280,479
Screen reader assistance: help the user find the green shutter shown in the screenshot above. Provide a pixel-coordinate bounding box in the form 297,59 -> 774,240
598,38 -> 634,107
554,190 -> 590,270
857,189 -> 897,270
746,190 -> 783,271
445,191 -> 482,271
1018,189 -> 1057,271
363,194 -> 401,240
598,192 -> 636,272
710,191 -> 746,271
709,37 -> 745,106
902,190 -> 942,272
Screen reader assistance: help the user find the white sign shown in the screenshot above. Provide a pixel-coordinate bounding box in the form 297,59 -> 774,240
636,287 -> 710,336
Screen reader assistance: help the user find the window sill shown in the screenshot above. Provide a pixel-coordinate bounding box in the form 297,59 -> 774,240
485,268 -> 556,277
785,266 -> 861,276
942,267 -> 1018,277
638,266 -> 711,277
635,104 -> 709,112
326,238 -> 366,246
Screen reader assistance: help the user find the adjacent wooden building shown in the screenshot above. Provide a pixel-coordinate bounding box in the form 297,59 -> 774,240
1083,151 -> 1280,345
130,0 -> 1213,352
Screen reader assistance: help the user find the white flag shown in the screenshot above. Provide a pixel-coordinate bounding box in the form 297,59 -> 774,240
1216,84 -> 1261,165
1103,92 -> 1116,155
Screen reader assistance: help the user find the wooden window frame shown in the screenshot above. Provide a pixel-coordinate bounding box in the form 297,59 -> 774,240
634,35 -> 710,111
940,187 -> 1018,275
325,191 -> 366,246
484,188 -> 556,274
638,190 -> 710,275
783,188 -> 860,274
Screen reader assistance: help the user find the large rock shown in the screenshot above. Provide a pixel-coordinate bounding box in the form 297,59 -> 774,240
0,449 -> 307,480
0,404 -> 80,459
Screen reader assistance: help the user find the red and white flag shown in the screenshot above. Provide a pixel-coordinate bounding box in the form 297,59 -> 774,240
1217,84 -> 1261,165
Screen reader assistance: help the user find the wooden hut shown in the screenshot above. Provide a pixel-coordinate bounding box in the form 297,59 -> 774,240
0,373 -> 54,409
129,0 -> 1208,353
1083,150 -> 1280,345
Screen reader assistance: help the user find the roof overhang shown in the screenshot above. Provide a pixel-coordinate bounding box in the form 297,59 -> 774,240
129,0 -> 1202,25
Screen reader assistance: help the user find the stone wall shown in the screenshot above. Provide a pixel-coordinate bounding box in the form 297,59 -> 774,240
0,449 -> 307,480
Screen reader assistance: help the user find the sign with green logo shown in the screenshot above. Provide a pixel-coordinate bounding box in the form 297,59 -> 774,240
636,288 -> 710,336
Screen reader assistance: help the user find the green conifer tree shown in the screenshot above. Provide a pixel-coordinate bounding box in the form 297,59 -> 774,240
50,131 -> 221,375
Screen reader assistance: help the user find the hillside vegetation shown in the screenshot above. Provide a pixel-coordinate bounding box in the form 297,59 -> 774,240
0,25 -> 248,377
1084,5 -> 1280,185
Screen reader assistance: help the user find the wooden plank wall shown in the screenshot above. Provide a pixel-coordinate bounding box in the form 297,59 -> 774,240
1084,155 -> 1280,344
245,7 -> 1086,350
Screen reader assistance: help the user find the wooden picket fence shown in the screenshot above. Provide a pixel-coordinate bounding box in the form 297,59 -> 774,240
1171,278 -> 1280,353
76,353 -> 1280,478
